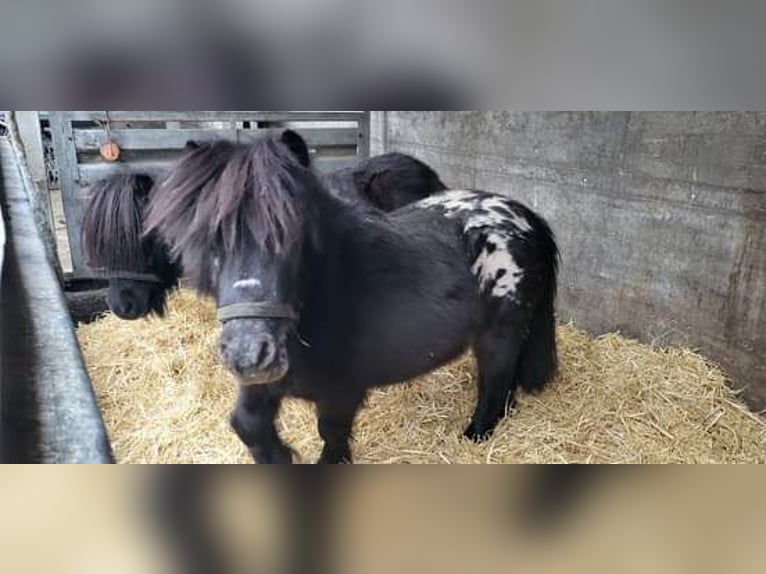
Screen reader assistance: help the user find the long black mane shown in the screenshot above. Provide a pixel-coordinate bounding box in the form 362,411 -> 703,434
146,137 -> 319,268
82,172 -> 155,270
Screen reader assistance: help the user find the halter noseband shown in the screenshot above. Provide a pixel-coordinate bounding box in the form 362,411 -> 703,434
94,269 -> 165,285
217,302 -> 299,323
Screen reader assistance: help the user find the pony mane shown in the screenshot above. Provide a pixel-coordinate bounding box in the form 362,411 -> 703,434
81,172 -> 155,270
146,136 -> 314,263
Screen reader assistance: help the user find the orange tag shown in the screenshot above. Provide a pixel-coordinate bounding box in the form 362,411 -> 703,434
100,141 -> 121,162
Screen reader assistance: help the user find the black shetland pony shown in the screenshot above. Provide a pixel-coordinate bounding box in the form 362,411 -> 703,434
323,152 -> 447,211
81,171 -> 183,319
146,132 -> 560,464
81,133 -> 446,321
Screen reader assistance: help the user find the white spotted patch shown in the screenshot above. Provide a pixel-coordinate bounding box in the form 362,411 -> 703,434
471,232 -> 524,298
472,197 -> 533,233
463,211 -> 512,233
418,190 -> 533,235
419,190 -> 531,299
419,190 -> 477,211
233,278 -> 262,290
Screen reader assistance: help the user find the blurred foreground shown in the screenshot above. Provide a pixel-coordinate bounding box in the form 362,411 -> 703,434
2,1 -> 766,107
0,467 -> 762,574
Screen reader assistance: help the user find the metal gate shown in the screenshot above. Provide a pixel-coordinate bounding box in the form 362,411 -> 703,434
49,111 -> 371,279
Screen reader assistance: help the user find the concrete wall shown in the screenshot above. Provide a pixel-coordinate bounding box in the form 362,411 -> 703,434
372,112 -> 766,409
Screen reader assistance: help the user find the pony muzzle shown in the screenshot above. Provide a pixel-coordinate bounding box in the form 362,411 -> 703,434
218,317 -> 290,385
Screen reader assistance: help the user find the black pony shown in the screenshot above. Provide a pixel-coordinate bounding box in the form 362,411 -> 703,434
324,152 -> 447,211
81,171 -> 183,319
81,133 -> 446,320
145,132 -> 559,463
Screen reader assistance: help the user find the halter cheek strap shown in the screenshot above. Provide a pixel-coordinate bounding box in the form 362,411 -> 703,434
94,269 -> 166,285
217,302 -> 299,323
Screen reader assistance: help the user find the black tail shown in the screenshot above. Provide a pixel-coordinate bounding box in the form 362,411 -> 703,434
516,216 -> 559,394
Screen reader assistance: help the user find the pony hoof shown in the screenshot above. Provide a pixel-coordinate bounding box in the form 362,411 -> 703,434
463,422 -> 495,443
520,382 -> 545,396
316,450 -> 352,464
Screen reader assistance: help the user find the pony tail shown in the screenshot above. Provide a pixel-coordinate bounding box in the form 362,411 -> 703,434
516,218 -> 559,393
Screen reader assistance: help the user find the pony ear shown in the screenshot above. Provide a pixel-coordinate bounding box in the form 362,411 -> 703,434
134,174 -> 155,198
280,130 -> 311,168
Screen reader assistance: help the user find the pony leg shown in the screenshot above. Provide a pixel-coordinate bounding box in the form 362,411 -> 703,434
282,471 -> 336,574
516,465 -> 596,530
316,394 -> 365,464
148,467 -> 233,574
465,329 -> 525,442
230,385 -> 294,464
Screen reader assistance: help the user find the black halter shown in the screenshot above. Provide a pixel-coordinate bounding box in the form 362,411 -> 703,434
217,302 -> 299,323
94,269 -> 165,285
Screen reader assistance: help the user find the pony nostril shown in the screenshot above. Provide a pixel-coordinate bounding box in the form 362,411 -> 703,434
255,339 -> 276,368
220,330 -> 281,377
120,295 -> 136,316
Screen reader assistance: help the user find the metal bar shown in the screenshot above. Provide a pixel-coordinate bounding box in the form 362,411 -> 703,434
0,137 -> 113,463
77,155 -> 359,187
65,111 -> 366,123
369,111 -> 388,155
73,127 -> 360,151
50,112 -> 91,276
14,112 -> 47,187
7,112 -> 63,282
358,111 -> 371,159
77,161 -> 175,186
75,128 -> 237,150
49,112 -> 370,279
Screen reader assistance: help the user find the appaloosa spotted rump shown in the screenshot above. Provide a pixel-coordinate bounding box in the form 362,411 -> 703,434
419,190 -> 540,300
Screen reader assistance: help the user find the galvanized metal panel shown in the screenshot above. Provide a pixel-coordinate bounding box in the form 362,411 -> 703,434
7,112 -> 63,282
49,111 -> 370,279
73,127 -> 360,151
65,111 -> 366,123
76,156 -> 358,188
50,112 -> 92,277
358,111 -> 371,159
14,112 -> 48,186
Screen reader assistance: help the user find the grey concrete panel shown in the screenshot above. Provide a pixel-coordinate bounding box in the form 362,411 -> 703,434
377,112 -> 766,409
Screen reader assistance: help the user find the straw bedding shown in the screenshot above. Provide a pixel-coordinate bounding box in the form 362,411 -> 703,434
77,290 -> 766,464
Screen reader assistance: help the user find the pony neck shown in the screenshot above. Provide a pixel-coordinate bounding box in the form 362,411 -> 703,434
308,172 -> 382,253
295,173 -> 380,307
